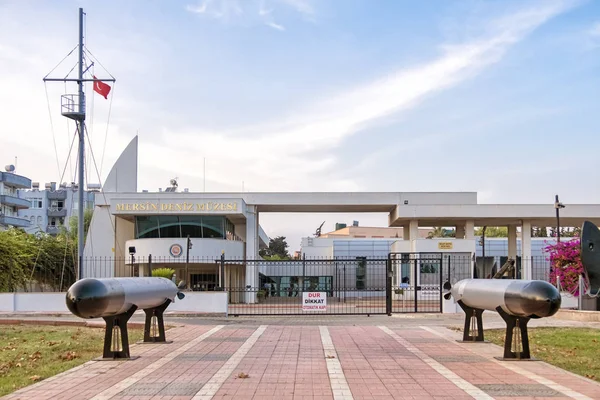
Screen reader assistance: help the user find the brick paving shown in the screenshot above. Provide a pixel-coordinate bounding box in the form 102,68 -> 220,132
2,320 -> 600,400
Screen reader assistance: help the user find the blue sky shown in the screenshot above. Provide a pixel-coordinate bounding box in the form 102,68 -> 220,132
0,0 -> 599,249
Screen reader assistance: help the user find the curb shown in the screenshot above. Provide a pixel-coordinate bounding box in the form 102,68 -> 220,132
0,318 -> 148,329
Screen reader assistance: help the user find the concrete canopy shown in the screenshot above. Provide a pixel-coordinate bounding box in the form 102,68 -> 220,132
388,204 -> 600,227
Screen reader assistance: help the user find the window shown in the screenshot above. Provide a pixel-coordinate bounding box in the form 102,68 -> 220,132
158,215 -> 181,238
136,216 -> 160,238
420,262 -> 440,274
356,257 -> 367,290
134,216 -> 235,240
50,200 -> 64,210
31,198 -> 43,209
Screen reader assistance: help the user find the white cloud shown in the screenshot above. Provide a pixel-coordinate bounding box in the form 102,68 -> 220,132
148,0 -> 577,192
265,21 -> 285,31
276,0 -> 314,16
0,0 -> 580,198
589,21 -> 600,36
186,0 -> 312,30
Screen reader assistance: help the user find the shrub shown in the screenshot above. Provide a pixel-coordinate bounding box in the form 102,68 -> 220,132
544,239 -> 584,295
151,268 -> 175,279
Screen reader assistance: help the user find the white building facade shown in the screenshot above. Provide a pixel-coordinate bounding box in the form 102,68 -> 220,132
17,182 -> 97,235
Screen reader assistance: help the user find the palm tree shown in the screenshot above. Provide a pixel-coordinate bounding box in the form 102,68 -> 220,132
426,227 -> 455,239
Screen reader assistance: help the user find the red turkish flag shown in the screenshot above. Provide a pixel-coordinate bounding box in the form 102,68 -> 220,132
93,75 -> 111,99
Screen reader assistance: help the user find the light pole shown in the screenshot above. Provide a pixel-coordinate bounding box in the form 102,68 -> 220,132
554,195 -> 565,242
129,246 -> 136,276
185,235 -> 192,289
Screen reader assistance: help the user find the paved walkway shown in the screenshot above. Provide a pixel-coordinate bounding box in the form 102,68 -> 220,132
3,320 -> 599,400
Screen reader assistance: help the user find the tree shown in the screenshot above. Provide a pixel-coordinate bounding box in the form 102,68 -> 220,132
259,235 -> 291,259
65,208 -> 94,245
474,226 -> 508,237
531,226 -> 549,237
561,227 -> 581,237
426,227 -> 455,239
0,227 -> 76,292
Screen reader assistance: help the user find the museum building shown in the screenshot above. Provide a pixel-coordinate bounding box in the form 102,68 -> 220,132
83,136 -> 600,303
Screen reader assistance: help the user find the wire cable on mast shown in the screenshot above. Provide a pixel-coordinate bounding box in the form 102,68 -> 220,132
83,124 -> 122,256
99,81 -> 115,177
84,46 -> 116,79
44,83 -> 63,179
42,44 -> 78,80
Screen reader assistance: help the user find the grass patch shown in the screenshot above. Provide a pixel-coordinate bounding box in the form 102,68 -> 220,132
485,327 -> 600,382
0,324 -> 143,396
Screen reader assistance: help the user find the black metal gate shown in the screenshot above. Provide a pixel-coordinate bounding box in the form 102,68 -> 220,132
223,257 -> 389,316
388,252 -> 444,313
220,252 -> 460,316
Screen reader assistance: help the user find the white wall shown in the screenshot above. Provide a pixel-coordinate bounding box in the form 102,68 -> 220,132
390,240 -> 411,253
0,293 -> 68,312
125,238 -> 244,263
170,292 -> 228,313
413,238 -> 475,254
83,205 -> 117,277
301,237 -> 334,258
0,292 -> 227,314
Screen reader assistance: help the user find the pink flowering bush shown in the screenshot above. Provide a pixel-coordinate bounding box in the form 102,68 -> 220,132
544,238 -> 584,295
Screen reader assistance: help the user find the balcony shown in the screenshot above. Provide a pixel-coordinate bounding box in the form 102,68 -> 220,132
0,214 -> 30,228
61,94 -> 85,120
47,208 -> 67,218
0,172 -> 31,189
47,190 -> 67,200
46,225 -> 61,235
0,195 -> 31,209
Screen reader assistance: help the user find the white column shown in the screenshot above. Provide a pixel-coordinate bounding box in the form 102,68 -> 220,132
508,225 -> 517,260
402,223 -> 409,240
455,223 -> 465,239
465,220 -> 475,240
409,220 -> 419,240
245,205 -> 258,303
409,220 -> 419,252
521,220 -> 532,280
465,220 -> 476,278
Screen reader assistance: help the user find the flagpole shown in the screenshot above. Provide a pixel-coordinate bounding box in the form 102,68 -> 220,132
77,7 -> 86,281
42,7 -> 115,281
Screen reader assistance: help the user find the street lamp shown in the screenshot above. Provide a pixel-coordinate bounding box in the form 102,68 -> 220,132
554,195 -> 565,242
185,235 -> 192,289
129,246 -> 136,276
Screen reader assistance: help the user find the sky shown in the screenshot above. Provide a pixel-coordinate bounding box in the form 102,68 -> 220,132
1,0 -> 599,251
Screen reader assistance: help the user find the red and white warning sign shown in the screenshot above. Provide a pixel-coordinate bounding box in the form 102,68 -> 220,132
302,291 -> 327,311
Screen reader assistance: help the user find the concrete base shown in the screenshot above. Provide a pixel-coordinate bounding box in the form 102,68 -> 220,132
555,309 -> 600,322
93,356 -> 140,361
456,339 -> 490,343
136,340 -> 173,344
494,356 -> 540,362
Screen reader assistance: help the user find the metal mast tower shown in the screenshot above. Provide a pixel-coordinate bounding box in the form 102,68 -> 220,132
43,8 -> 115,280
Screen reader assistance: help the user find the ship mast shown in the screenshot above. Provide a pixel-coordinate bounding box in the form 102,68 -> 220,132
43,8 -> 115,280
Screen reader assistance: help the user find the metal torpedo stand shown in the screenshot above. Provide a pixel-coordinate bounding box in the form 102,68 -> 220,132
444,277 -> 561,361
65,277 -> 185,360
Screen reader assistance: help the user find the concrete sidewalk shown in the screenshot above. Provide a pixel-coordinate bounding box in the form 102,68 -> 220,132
2,318 -> 599,400
1,310 -> 599,329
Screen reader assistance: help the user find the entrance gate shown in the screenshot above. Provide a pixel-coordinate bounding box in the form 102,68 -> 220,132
222,252 -> 456,316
